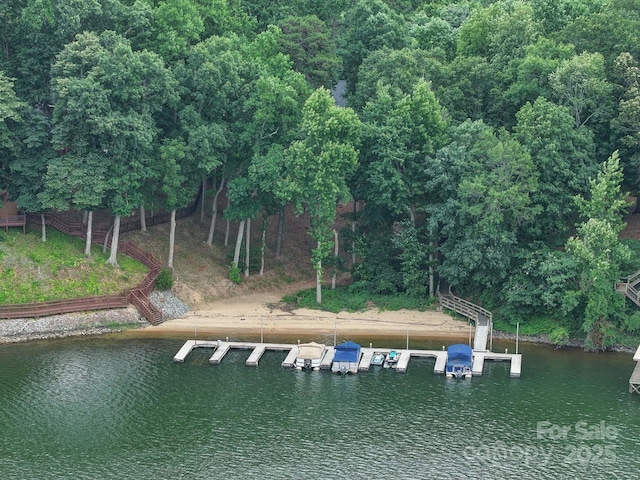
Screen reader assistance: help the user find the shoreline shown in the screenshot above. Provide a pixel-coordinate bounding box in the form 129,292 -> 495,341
0,290 -> 635,355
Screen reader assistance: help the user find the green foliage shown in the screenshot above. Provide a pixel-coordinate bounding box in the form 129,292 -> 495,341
623,311 -> 640,333
391,221 -> 429,298
0,72 -> 24,149
565,152 -> 631,346
228,263 -> 242,284
549,326 -> 570,347
155,268 -> 174,291
277,15 -> 341,88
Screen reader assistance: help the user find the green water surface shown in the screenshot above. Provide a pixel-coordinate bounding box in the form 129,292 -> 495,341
0,336 -> 637,479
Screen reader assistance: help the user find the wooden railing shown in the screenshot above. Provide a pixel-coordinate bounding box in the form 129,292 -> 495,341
0,214 -> 26,233
438,290 -> 493,325
618,270 -> 640,307
0,214 -> 165,324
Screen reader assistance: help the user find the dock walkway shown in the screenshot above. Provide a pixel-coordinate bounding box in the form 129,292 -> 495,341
630,344 -> 640,394
174,340 -> 521,377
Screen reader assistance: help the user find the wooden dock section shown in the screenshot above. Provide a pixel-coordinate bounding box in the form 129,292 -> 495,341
246,344 -> 267,366
630,362 -> 640,394
172,340 -> 218,362
472,352 -> 522,378
209,341 -> 232,364
281,347 -> 298,368
320,347 -> 335,369
355,348 -> 448,374
630,343 -> 640,394
173,340 -> 521,378
358,349 -> 375,371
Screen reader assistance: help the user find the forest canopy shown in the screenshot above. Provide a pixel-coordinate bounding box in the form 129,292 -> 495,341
2,0 -> 640,349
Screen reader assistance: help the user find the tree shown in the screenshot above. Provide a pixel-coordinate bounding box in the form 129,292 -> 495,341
277,15 -> 341,89
438,121 -> 539,292
549,52 -> 612,128
339,0 -> 409,98
280,87 -> 361,303
4,106 -> 52,242
0,72 -> 23,152
355,79 -> 447,296
157,138 -> 199,268
409,13 -> 457,61
50,31 -> 177,266
514,97 -> 596,241
564,151 -> 631,349
174,35 -> 252,248
349,47 -> 446,113
39,152 -> 108,254
611,52 -> 640,209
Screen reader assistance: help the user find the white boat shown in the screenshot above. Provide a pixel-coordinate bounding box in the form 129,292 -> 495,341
295,342 -> 326,371
384,350 -> 400,368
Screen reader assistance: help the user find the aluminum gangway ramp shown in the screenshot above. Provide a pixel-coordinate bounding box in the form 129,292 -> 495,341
474,324 -> 489,352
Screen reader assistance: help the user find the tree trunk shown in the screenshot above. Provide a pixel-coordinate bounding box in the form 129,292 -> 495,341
275,206 -> 284,258
224,196 -> 231,247
84,210 -> 93,257
331,229 -> 339,289
82,210 -> 88,226
106,215 -> 121,267
260,216 -> 267,276
232,219 -> 245,268
244,218 -> 251,277
316,255 -> 322,304
428,226 -> 435,297
200,177 -> 206,221
102,223 -> 113,254
168,209 -> 176,268
40,213 -> 46,242
206,177 -> 225,247
140,203 -> 147,232
351,200 -> 357,264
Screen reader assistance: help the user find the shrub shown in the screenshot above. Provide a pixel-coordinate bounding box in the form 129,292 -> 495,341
548,326 -> 570,348
155,268 -> 174,290
228,263 -> 242,284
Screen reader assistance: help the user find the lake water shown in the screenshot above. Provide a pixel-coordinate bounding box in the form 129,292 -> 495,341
0,334 -> 638,479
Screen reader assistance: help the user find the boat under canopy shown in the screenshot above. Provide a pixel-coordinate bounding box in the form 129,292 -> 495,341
445,344 -> 473,379
331,340 -> 362,374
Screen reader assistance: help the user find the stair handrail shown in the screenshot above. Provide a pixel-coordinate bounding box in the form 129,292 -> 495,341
438,290 -> 493,324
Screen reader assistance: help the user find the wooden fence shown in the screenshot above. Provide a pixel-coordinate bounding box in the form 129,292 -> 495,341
0,215 -> 165,324
0,214 -> 26,233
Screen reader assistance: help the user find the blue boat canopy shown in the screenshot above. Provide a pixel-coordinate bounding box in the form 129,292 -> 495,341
333,341 -> 361,362
446,344 -> 472,364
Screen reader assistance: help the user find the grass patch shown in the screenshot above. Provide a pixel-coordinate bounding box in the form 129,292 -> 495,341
0,228 -> 148,304
282,286 -> 435,313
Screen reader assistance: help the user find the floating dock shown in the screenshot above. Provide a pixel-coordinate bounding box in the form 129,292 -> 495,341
174,340 -> 521,377
630,344 -> 640,394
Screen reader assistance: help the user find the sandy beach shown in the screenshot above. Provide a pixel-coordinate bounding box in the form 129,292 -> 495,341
143,291 -> 472,341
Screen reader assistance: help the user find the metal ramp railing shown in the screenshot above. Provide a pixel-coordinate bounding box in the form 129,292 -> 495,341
438,290 -> 493,352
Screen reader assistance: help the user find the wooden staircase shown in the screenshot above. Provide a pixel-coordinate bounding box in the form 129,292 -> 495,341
617,271 -> 640,307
